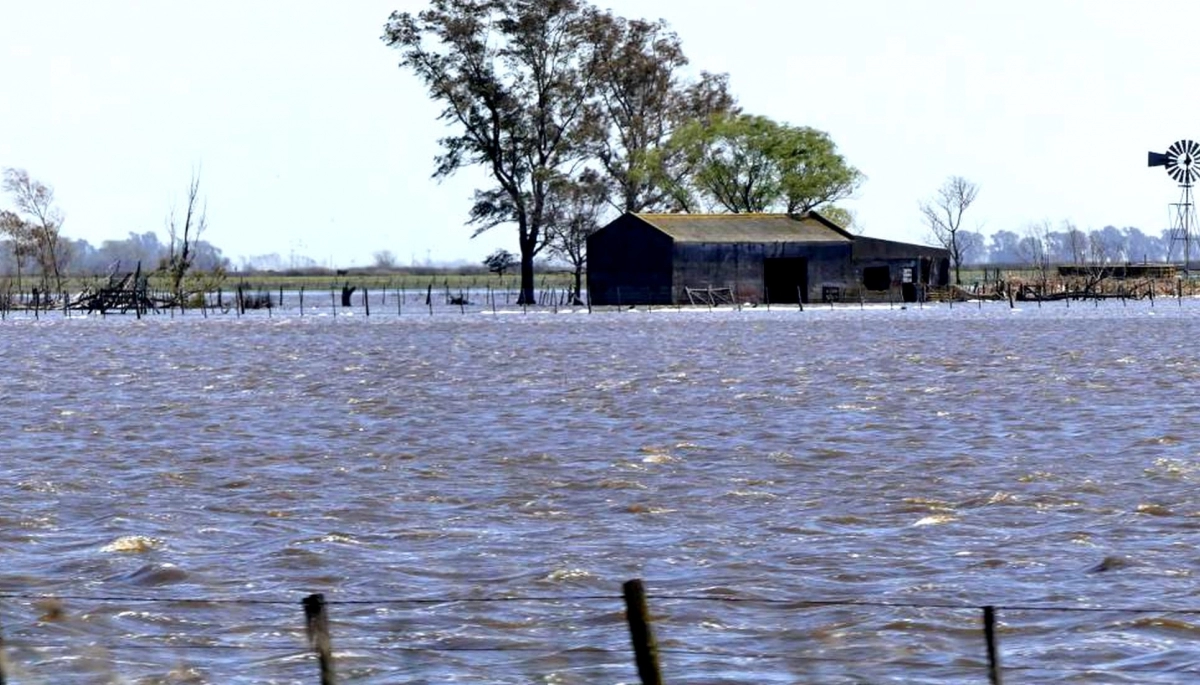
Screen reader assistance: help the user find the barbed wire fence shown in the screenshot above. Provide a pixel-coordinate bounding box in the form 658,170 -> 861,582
3,581 -> 1200,683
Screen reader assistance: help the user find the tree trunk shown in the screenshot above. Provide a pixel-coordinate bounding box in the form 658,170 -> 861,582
951,234 -> 962,285
517,250 -> 535,305
572,266 -> 584,305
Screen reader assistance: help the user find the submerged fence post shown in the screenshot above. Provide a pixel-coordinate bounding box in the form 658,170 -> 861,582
623,579 -> 663,685
983,605 -> 1001,685
0,606 -> 7,685
303,593 -> 336,685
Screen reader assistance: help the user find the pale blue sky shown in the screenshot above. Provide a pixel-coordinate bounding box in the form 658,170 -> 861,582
1,1 -> 1197,268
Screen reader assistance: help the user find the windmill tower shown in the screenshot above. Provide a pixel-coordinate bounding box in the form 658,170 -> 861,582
1148,140 -> 1200,272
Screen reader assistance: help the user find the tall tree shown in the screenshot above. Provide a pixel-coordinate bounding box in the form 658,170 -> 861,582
583,12 -> 734,213
384,0 -> 598,305
2,168 -> 68,293
544,169 -> 609,304
919,175 -> 979,285
669,113 -> 862,214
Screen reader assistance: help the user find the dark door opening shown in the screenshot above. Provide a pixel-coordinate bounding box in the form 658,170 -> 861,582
763,257 -> 808,304
862,265 -> 891,291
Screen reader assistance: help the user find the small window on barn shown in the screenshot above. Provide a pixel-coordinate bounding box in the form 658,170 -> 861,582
862,265 -> 891,291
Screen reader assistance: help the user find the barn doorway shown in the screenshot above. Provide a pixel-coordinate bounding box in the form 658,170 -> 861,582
764,257 -> 809,304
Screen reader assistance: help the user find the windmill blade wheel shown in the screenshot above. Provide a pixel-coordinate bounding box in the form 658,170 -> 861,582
1166,139 -> 1200,184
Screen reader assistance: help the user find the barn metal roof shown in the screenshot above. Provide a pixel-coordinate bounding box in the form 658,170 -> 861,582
632,212 -> 854,243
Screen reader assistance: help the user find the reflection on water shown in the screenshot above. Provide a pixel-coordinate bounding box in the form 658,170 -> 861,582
2,300 -> 1200,682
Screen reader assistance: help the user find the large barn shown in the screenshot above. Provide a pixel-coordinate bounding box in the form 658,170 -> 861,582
586,211 -> 950,306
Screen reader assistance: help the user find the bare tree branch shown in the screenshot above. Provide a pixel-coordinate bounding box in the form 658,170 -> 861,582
165,169 -> 208,304
920,175 -> 979,285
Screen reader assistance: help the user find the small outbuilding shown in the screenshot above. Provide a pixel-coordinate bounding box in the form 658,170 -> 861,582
586,211 -> 949,306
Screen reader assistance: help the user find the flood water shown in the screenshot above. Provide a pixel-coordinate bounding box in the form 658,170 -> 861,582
3,298 -> 1200,683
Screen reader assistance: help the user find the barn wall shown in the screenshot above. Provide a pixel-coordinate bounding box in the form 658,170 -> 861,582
672,242 -> 852,303
586,216 -> 675,305
852,237 -> 951,289
586,215 -> 951,306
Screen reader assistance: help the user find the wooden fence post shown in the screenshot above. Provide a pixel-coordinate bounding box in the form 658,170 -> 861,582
623,579 -> 663,685
983,605 -> 1001,685
303,593 -> 336,685
0,606 -> 7,685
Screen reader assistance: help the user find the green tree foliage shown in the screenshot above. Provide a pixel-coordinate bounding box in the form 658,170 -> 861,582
384,0 -> 598,305
668,113 -> 863,214
818,205 -> 856,232
775,129 -> 865,215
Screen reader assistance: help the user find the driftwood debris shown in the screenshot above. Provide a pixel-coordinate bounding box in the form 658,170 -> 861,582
72,263 -> 158,315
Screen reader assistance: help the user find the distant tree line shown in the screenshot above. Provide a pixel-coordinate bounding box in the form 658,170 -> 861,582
951,223 -> 1182,268
0,232 -> 228,280
384,0 -> 863,305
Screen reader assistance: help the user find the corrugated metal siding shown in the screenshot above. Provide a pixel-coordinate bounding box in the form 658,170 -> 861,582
671,242 -> 852,303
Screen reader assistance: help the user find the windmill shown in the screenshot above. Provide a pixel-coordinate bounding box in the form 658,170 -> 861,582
1148,140 -> 1200,271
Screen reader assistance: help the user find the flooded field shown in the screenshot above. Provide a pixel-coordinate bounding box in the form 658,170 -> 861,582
3,299 -> 1200,683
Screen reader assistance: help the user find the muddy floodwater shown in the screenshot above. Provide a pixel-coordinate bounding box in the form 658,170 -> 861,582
4,299 -> 1200,683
